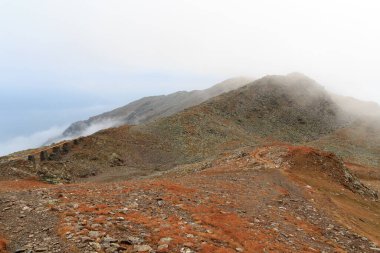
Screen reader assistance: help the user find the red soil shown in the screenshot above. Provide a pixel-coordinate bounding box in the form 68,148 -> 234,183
0,179 -> 51,193
1,145 -> 379,252
0,237 -> 7,253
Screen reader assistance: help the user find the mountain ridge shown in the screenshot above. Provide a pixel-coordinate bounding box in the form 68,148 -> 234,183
57,77 -> 253,141
1,73 -> 380,252
16,73 -> 361,182
2,73 -> 380,181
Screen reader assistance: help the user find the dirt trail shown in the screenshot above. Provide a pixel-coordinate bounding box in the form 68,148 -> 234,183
252,146 -> 279,168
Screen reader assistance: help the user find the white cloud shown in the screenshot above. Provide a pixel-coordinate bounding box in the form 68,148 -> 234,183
0,126 -> 67,156
0,0 -> 379,103
0,0 -> 380,155
56,119 -> 124,142
80,120 -> 123,137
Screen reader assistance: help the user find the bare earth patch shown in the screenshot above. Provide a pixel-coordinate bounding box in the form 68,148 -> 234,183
0,146 -> 379,253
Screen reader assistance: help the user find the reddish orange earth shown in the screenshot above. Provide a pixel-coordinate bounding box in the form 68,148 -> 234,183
0,145 -> 379,253
0,179 -> 51,193
0,237 -> 6,253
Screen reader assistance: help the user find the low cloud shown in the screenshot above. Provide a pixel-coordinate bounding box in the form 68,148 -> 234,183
0,125 -> 67,156
81,119 -> 123,137
42,118 -> 124,147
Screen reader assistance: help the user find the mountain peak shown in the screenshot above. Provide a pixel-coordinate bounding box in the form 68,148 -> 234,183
256,73 -> 322,90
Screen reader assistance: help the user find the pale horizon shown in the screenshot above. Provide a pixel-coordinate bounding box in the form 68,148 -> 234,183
1,0 -> 379,155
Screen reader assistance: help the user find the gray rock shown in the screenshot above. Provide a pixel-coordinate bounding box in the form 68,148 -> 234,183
89,242 -> 102,250
35,248 -> 48,252
120,236 -> 144,245
180,247 -> 195,253
40,151 -> 49,161
14,249 -> 28,253
134,245 -> 153,252
89,230 -> 100,238
103,236 -> 118,243
158,237 -> 172,244
81,236 -> 93,242
105,247 -> 118,253
157,244 -> 168,251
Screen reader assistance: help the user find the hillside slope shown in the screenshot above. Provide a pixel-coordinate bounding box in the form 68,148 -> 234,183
1,73 -> 380,253
59,77 -> 252,140
1,144 -> 379,253
2,73 -> 357,183
3,73 -> 380,184
308,118 -> 380,168
332,94 -> 380,119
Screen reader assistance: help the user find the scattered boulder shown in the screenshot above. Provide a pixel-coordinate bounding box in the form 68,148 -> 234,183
103,236 -> 118,243
180,247 -> 195,253
134,245 -> 153,252
109,153 -> 125,167
157,244 -> 168,252
62,143 -> 71,153
88,231 -> 100,238
120,236 -> 144,245
27,155 -> 35,162
52,146 -> 61,154
40,151 -> 49,161
48,147 -> 62,160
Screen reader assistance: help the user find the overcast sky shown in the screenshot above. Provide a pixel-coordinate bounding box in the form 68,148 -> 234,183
0,0 -> 379,155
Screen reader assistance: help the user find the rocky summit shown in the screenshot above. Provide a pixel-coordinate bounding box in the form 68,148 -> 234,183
1,73 -> 380,253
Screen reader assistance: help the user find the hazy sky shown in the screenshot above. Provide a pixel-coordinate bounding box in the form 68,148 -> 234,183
0,0 -> 379,155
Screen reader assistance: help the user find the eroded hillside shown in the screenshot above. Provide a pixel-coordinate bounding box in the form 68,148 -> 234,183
57,77 -> 252,141
1,73 -> 357,183
1,73 -> 380,253
0,145 -> 379,253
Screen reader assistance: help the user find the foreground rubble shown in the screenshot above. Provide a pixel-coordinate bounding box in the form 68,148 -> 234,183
0,146 -> 379,253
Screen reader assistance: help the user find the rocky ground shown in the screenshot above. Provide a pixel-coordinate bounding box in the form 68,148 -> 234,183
1,145 -> 379,253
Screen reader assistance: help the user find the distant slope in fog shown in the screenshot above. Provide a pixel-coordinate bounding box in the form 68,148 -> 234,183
331,94 -> 380,119
58,77 -> 252,140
